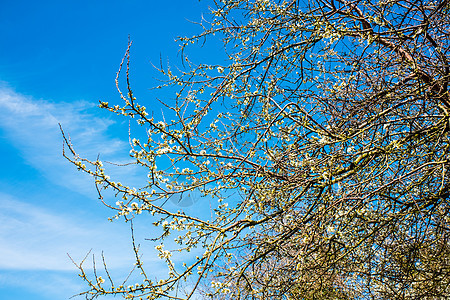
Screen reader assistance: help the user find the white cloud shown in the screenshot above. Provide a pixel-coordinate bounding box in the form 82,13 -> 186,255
0,270 -> 84,300
0,84 -> 140,196
0,192 -> 134,271
0,192 -> 173,299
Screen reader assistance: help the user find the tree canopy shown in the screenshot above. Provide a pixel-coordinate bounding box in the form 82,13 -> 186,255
64,0 -> 450,299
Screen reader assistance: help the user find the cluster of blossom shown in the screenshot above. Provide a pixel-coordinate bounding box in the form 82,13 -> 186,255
211,280 -> 232,294
155,244 -> 172,259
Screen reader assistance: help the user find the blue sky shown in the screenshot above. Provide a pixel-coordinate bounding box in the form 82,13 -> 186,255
0,1 -> 215,299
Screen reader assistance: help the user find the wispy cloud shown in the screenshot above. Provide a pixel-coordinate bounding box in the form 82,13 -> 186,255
0,191 -> 181,299
0,84 -> 131,196
0,270 -> 84,299
0,190 -> 149,299
0,192 -> 135,271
